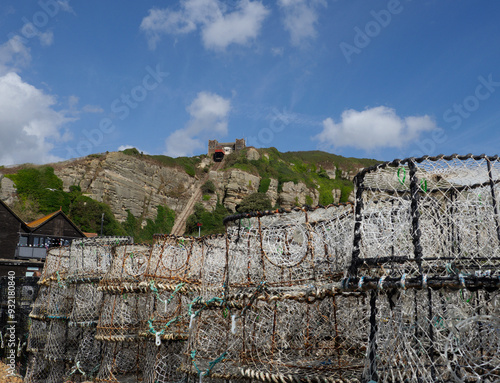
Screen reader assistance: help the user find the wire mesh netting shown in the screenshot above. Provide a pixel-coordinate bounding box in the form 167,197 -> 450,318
21,155 -> 500,383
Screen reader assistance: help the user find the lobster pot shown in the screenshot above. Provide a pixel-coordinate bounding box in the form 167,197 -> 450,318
142,287 -> 191,342
308,205 -> 354,279
95,340 -> 147,383
182,306 -> 242,381
44,320 -> 81,363
30,285 -> 50,320
373,287 -> 500,382
96,293 -> 151,341
45,360 -> 66,383
230,211 -> 315,286
225,205 -> 355,288
69,283 -> 103,325
147,236 -> 204,285
100,244 -> 151,288
143,340 -> 187,383
46,282 -> 74,320
26,318 -> 49,353
42,247 -> 70,280
44,319 -> 69,361
71,327 -> 103,380
67,243 -> 112,281
350,155 -> 500,278
24,351 -> 50,383
198,235 -> 227,300
234,293 -> 369,383
17,279 -> 39,307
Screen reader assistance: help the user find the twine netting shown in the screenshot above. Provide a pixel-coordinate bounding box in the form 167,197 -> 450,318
26,318 -> 48,353
24,352 -> 50,383
69,283 -> 103,326
95,293 -> 151,342
350,154 -> 500,278
95,340 -> 147,382
372,288 -> 500,382
23,155 -> 500,383
224,204 -> 354,286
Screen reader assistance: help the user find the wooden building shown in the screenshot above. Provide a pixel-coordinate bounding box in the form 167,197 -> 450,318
0,203 -> 87,276
0,200 -> 31,276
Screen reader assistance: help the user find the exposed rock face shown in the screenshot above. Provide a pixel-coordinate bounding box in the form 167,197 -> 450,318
279,181 -> 319,208
1,150 -> 362,224
342,167 -> 365,181
266,178 -> 279,207
54,152 -> 196,222
209,169 -> 260,212
332,189 -> 342,204
246,147 -> 260,161
0,176 -> 16,205
326,169 -> 336,180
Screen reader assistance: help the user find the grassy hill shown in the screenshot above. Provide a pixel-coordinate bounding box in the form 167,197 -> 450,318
1,148 -> 380,239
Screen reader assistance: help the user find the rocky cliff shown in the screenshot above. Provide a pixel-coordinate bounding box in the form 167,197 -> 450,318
0,149 -> 378,226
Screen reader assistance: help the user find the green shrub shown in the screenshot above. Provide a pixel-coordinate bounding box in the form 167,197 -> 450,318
121,205 -> 176,242
236,193 -> 272,213
203,194 -> 211,201
201,180 -> 216,194
305,195 -> 313,206
185,202 -> 230,235
122,147 -> 140,156
258,178 -> 271,193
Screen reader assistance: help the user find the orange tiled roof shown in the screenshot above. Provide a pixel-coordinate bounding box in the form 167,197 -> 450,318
26,210 -> 61,228
84,232 -> 98,238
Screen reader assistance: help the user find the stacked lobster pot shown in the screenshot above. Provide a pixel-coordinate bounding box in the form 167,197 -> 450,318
25,247 -> 73,383
181,204 -> 364,383
94,244 -> 152,382
140,235 -> 209,383
22,154 -> 500,383
65,237 -> 131,382
345,154 -> 500,382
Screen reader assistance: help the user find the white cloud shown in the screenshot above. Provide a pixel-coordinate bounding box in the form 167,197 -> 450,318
82,104 -> 104,114
165,92 -> 231,157
313,106 -> 437,151
0,36 -> 31,75
57,0 -> 76,15
38,31 -> 54,47
278,0 -> 326,46
271,47 -> 284,56
0,72 -> 73,165
140,0 -> 270,51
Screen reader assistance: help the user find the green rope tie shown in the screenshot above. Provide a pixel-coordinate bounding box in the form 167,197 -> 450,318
150,280 -> 186,311
188,296 -> 224,319
56,271 -> 65,288
148,316 -> 182,345
420,179 -> 427,192
190,350 -> 227,378
68,361 -> 86,377
397,167 -> 406,185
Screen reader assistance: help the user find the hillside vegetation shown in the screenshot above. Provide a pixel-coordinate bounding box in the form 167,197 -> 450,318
3,166 -> 174,240
222,147 -> 379,205
1,148 -> 379,239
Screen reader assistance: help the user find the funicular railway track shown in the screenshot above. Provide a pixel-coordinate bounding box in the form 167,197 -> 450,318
170,159 -> 224,236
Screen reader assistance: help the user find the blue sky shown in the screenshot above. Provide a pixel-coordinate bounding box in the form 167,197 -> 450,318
1,0 -> 500,166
